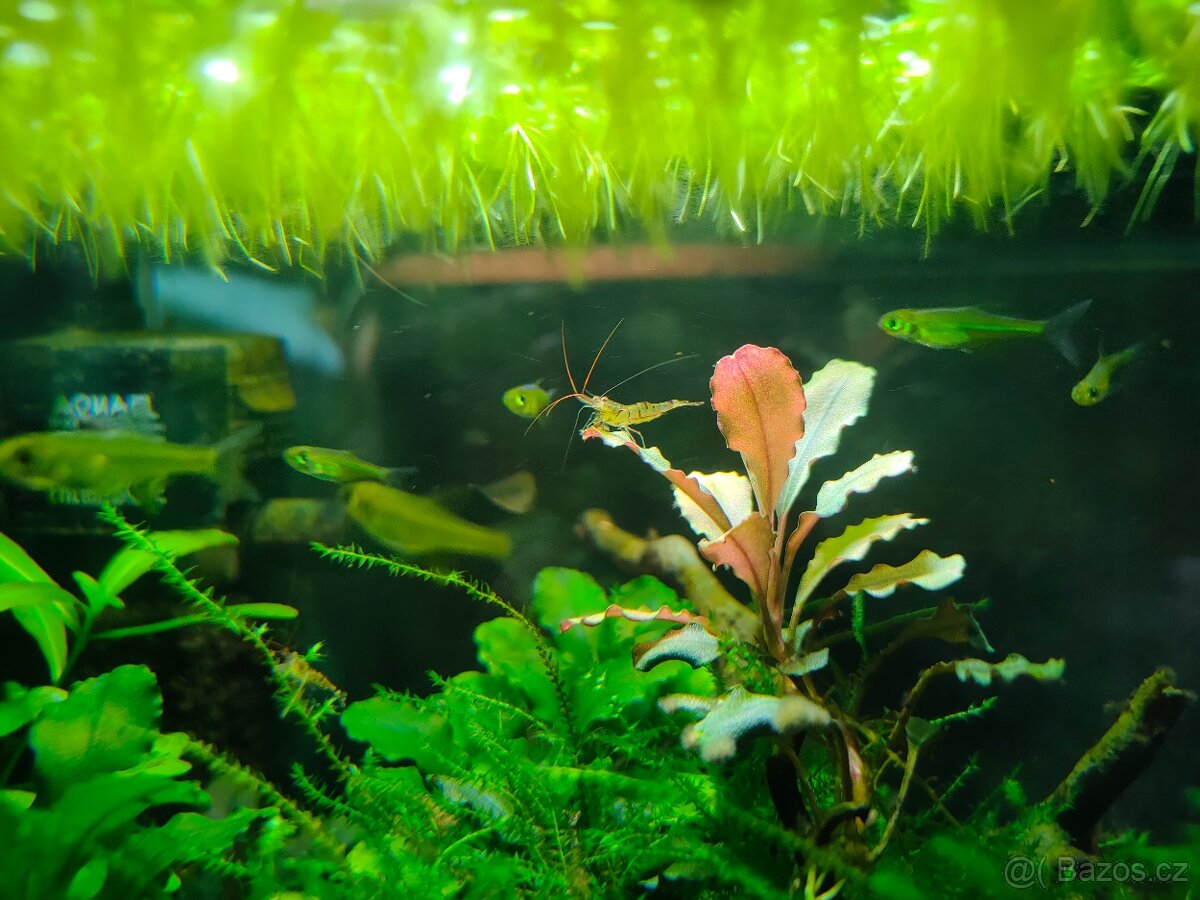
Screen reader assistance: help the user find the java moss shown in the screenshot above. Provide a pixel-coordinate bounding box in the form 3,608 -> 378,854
1,0 -> 1197,275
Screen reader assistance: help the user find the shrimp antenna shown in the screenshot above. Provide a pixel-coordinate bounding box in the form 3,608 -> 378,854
599,353 -> 699,397
560,404 -> 588,472
524,389 -> 585,435
561,320 -> 579,394
580,318 -> 625,396
522,318 -> 624,435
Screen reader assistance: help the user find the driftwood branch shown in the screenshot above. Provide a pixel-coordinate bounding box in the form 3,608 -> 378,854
1033,667 -> 1195,854
575,508 -> 760,645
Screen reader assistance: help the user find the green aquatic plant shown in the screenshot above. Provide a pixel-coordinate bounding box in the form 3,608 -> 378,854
2,1 -> 1199,274
0,477 -> 1187,896
577,345 -> 1072,885
0,525 -> 286,683
316,546 -> 818,895
0,662 -> 352,898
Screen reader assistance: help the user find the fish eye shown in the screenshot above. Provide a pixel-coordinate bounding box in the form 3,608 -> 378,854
884,318 -> 900,331
297,451 -> 311,465
1087,388 -> 1100,401
513,395 -> 525,407
13,447 -> 33,467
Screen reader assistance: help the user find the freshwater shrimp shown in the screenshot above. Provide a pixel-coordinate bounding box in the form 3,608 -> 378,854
528,320 -> 703,446
271,641 -> 347,717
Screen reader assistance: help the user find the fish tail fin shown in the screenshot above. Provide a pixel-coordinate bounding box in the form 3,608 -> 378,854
1043,299 -> 1092,367
213,424 -> 263,505
480,527 -> 513,560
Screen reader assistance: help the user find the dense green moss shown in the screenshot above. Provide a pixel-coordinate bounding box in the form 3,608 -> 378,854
1,0 -> 1197,273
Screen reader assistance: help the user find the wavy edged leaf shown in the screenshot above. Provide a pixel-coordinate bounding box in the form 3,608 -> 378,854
907,598 -> 993,652
632,622 -> 721,671
582,426 -> 732,534
699,511 -> 775,601
710,345 -> 806,522
955,653 -> 1065,686
796,513 -> 928,608
30,664 -> 163,796
844,549 -> 966,598
14,771 -> 208,897
560,604 -> 708,633
340,695 -> 458,773
474,616 -> 561,722
98,528 -> 238,597
531,566 -> 608,634
813,451 -> 915,518
673,471 -> 753,541
778,360 -> 876,518
660,686 -> 831,762
0,684 -> 67,737
778,648 -> 830,677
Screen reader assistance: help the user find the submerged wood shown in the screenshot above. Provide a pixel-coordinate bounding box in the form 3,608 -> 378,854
1034,667 -> 1195,855
575,508 -> 759,645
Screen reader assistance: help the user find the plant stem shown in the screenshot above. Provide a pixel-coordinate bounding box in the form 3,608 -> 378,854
784,512 -> 820,631
869,741 -> 920,862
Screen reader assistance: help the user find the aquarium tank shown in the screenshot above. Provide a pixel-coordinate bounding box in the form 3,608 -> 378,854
1,1 -> 1198,897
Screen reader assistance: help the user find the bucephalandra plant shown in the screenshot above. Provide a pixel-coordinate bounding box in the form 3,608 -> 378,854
582,348 -> 966,664
579,345 -> 1066,878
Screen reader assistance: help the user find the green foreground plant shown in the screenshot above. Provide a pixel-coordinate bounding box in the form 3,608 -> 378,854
0,347 -> 1192,898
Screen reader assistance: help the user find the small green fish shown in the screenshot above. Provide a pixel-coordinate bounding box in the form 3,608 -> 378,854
0,427 -> 258,510
345,481 -> 511,559
1071,341 -> 1149,406
878,300 -> 1091,365
502,382 -> 555,420
284,445 -> 413,484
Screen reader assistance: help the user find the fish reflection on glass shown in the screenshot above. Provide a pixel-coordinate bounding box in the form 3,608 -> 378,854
502,382 -> 555,420
148,266 -> 345,374
877,300 -> 1091,365
1071,341 -> 1149,406
345,481 -> 511,559
0,427 -> 259,510
284,445 -> 414,485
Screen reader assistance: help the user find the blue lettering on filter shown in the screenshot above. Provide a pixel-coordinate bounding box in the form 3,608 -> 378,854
48,392 -> 163,436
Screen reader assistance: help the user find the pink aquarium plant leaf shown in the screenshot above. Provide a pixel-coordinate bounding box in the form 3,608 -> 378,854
581,425 -> 732,534
559,603 -> 710,633
699,511 -> 775,603
710,346 -> 806,523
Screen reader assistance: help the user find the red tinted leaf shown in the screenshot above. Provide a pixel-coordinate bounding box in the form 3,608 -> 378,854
559,604 -> 709,633
699,512 -> 774,601
710,346 -> 806,522
581,426 -> 731,533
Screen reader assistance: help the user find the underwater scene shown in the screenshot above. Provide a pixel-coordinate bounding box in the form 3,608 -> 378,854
1,1 -> 1199,898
